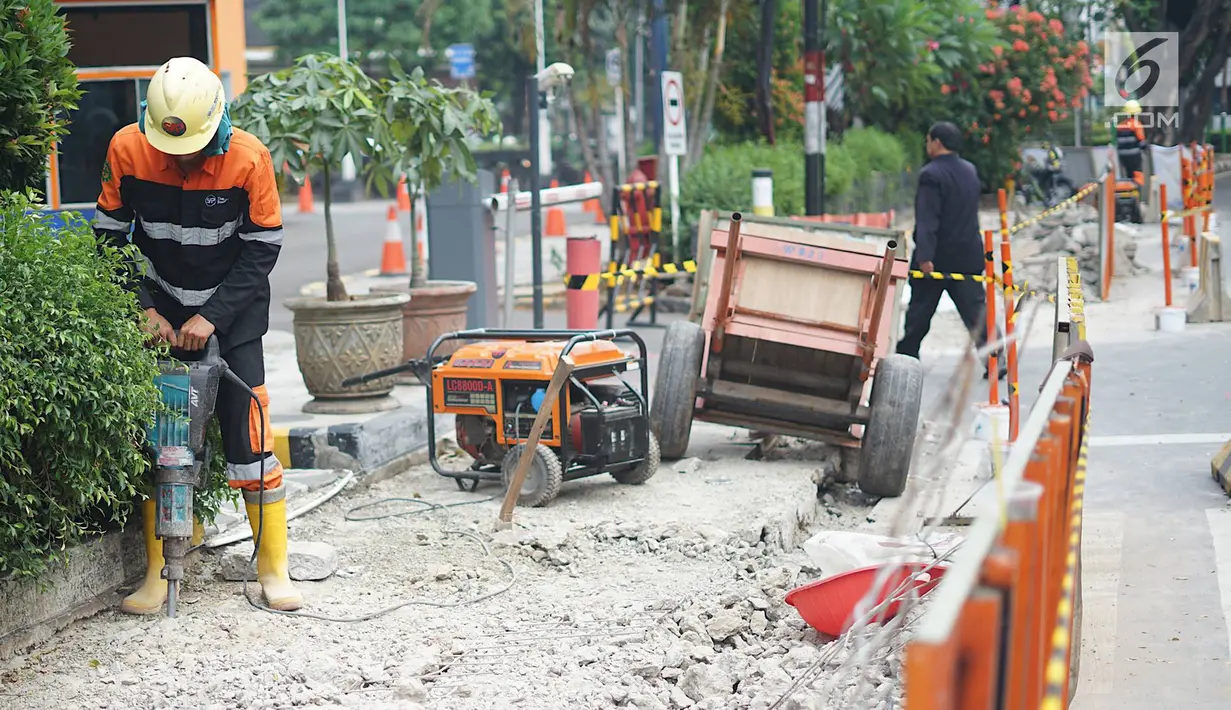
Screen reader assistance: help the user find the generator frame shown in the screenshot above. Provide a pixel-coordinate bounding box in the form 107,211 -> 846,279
418,329 -> 652,491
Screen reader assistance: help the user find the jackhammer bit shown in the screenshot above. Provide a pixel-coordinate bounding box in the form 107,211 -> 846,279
150,333 -> 226,618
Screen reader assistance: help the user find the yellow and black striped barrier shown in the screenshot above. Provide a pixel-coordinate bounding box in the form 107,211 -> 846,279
563,259 -> 697,290
1006,176 -> 1105,237
1162,204 -> 1213,222
908,269 -> 1059,304
1039,417 -> 1090,710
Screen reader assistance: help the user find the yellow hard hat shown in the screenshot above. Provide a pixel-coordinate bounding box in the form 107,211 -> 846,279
144,57 -> 225,155
1123,99 -> 1142,115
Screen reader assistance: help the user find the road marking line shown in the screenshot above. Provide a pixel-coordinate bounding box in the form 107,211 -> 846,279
1205,508 -> 1231,660
1079,511 -> 1124,696
1088,433 -> 1231,447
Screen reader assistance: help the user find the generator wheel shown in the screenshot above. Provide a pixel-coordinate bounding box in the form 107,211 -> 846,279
652,321 -> 705,460
611,431 -> 661,485
858,354 -> 924,498
500,444 -> 564,508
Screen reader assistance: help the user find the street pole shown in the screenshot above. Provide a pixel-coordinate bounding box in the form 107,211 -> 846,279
634,10 -> 645,143
528,78 -> 546,329
336,0 -> 348,59
534,0 -> 551,180
803,0 -> 825,215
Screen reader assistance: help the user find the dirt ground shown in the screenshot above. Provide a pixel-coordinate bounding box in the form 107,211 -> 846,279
0,422 -> 914,710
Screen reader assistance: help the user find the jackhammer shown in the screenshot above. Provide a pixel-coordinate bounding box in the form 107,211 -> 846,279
146,333 -> 263,617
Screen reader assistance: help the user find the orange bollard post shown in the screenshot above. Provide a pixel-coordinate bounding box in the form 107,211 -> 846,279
565,236 -> 601,329
379,204 -> 408,276
500,169 -> 510,193
298,176 -> 314,214
1103,177 -> 1115,301
984,230 -> 1000,406
1000,231 -> 1019,443
1161,183 -> 1173,308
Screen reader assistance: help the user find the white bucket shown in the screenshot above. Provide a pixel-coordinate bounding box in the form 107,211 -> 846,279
1156,306 -> 1187,332
1182,266 -> 1200,294
971,403 -> 1011,444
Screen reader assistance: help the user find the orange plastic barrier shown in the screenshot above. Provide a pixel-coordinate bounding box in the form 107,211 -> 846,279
904,256 -> 1092,710
793,210 -> 897,229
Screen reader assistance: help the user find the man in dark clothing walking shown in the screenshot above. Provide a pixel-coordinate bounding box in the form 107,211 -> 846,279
896,122 -> 1005,379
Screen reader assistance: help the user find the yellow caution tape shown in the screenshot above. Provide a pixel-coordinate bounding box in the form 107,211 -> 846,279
563,259 -> 697,290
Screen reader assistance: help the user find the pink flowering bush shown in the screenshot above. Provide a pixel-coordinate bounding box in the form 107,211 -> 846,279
943,4 -> 1093,187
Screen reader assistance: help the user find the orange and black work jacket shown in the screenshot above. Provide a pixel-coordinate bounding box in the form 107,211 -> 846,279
92,124 -> 283,350
1115,117 -> 1147,157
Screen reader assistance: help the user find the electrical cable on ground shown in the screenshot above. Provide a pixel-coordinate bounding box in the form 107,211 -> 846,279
221,376 -> 517,624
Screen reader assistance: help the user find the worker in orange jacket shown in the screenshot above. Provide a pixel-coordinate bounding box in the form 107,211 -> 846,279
1116,100 -> 1147,183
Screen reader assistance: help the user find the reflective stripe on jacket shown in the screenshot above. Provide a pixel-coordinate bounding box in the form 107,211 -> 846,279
92,124 -> 283,347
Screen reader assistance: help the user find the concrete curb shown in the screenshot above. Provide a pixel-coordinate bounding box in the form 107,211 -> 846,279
279,406 -> 449,474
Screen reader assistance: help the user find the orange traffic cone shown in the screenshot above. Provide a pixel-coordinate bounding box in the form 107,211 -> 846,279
545,205 -> 567,237
550,178 -> 560,189
582,171 -> 604,224
298,176 -> 314,214
380,205 -> 407,276
500,169 -> 510,193
396,176 -> 411,211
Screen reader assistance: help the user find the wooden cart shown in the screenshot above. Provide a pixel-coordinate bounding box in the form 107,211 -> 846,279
652,212 -> 924,497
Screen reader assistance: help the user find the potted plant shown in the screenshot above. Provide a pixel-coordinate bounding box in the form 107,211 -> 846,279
231,54 -> 412,414
370,63 -> 502,372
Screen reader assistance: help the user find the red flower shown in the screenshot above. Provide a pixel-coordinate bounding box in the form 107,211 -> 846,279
941,83 -> 951,95
1007,76 -> 1023,92
993,113 -> 1002,121
1013,39 -> 1030,52
1048,110 -> 1059,121
983,134 -> 991,144
1049,18 -> 1064,35
992,45 -> 1004,58
1019,108 -> 1027,117
1027,10 -> 1045,23
987,8 -> 1003,20
1010,24 -> 1025,35
1047,100 -> 1055,109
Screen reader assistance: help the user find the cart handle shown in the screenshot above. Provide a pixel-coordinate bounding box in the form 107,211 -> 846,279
712,212 -> 744,352
860,240 -> 899,380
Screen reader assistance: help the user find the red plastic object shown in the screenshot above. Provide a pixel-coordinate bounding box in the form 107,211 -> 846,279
784,562 -> 948,637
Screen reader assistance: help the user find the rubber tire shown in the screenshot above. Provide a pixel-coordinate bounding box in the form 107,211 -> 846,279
652,320 -> 706,460
611,431 -> 661,485
858,354 -> 925,498
500,444 -> 564,508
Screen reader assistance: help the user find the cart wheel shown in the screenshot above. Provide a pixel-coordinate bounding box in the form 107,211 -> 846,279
500,444 -> 564,508
858,354 -> 924,498
611,431 -> 661,485
652,321 -> 705,460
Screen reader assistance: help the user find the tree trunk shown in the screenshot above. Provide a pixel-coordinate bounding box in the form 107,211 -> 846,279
617,15 -> 638,178
685,23 -> 711,166
755,0 -> 777,144
688,0 -> 729,168
322,164 -> 348,302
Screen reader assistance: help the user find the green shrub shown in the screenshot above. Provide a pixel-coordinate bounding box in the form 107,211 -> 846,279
0,194 -> 164,580
678,130 -> 911,254
840,126 -> 910,181
0,0 -> 82,195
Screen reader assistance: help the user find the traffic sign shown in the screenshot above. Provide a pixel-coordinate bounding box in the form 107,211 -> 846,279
606,49 -> 622,87
447,43 -> 476,80
661,71 -> 687,156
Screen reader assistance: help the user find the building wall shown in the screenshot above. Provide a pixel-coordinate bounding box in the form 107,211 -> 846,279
46,0 -> 248,209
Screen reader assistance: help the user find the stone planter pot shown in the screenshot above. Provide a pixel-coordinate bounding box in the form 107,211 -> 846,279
371,280 -> 477,385
284,292 -> 411,414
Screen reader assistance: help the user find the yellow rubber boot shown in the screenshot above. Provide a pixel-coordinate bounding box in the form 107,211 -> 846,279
120,499 -> 167,615
243,487 -> 303,611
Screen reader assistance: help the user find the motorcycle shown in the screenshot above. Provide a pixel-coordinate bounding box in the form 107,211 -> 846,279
1018,142 -> 1076,208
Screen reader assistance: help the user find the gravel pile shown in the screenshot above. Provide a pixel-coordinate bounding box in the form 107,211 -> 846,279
1010,202 -> 1150,298
0,426 -> 912,710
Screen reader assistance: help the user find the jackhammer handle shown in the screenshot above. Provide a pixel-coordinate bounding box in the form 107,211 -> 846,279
166,331 -> 221,363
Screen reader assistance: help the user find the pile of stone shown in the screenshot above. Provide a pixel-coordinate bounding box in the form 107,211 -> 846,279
1009,202 -> 1149,300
